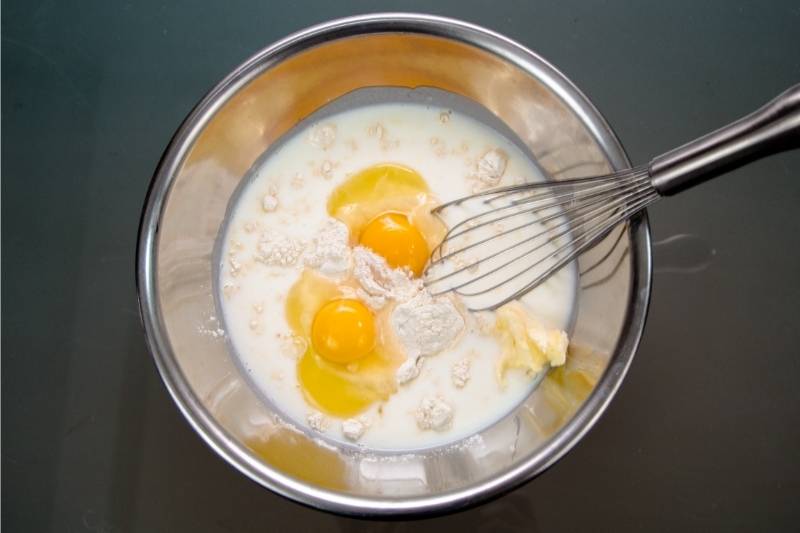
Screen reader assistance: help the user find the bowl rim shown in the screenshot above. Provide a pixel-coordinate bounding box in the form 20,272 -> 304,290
136,12 -> 652,517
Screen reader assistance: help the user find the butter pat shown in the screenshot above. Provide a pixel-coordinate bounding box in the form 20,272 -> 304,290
494,302 -> 568,383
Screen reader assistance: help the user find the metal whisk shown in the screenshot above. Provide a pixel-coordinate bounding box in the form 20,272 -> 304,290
424,83 -> 800,311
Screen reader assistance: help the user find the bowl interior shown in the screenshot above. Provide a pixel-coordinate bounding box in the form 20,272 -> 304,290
141,20 -> 649,516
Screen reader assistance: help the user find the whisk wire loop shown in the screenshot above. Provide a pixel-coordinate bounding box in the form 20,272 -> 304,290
424,167 -> 659,310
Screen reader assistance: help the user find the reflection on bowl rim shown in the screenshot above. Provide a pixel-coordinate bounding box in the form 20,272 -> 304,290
136,12 -> 652,517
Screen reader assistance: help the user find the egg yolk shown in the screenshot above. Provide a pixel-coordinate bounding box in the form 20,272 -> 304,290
359,212 -> 429,277
311,299 -> 376,364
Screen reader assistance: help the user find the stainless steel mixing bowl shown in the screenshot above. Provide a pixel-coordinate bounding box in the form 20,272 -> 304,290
137,13 -> 652,516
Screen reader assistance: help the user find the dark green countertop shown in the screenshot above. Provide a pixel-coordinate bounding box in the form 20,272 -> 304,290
3,1 -> 800,531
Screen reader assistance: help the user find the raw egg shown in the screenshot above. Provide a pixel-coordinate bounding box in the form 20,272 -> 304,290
286,270 -> 399,417
327,163 -> 446,276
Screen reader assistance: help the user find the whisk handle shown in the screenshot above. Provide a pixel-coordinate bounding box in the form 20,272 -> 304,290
650,83 -> 800,196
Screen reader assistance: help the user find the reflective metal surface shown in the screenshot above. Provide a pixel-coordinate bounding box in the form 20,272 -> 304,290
137,13 -> 651,516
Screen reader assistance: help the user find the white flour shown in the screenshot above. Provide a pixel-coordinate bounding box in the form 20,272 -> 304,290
474,148 -> 508,187
307,411 -> 329,432
390,291 -> 464,359
451,358 -> 471,388
355,288 -> 387,311
395,356 -> 424,385
352,246 -> 421,302
415,396 -> 453,431
302,218 -> 351,278
342,415 -> 371,441
255,231 -> 306,267
350,249 -> 465,387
